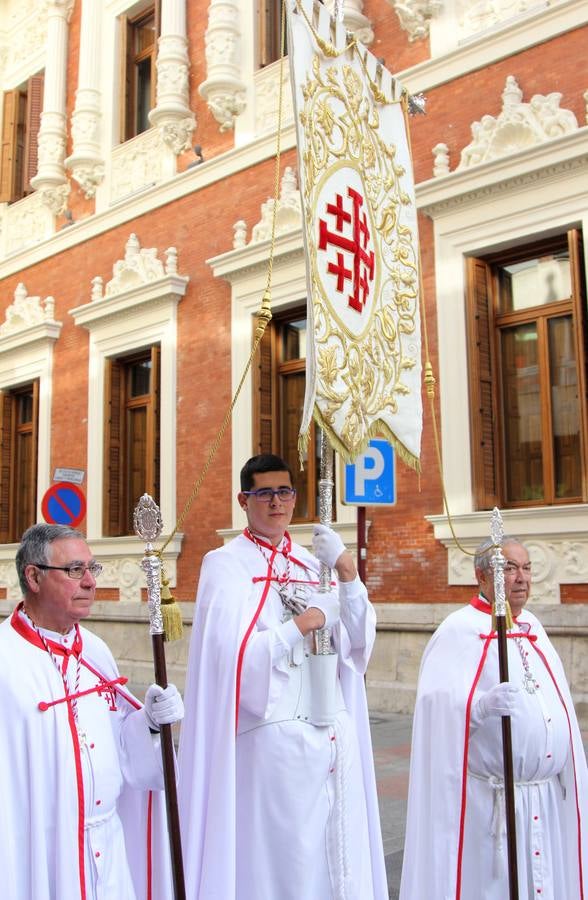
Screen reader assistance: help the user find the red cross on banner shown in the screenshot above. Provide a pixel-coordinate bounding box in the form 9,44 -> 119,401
318,187 -> 375,313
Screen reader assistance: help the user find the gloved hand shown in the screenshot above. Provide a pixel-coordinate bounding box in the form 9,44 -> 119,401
471,681 -> 520,727
144,683 -> 184,731
312,523 -> 346,569
306,588 -> 340,629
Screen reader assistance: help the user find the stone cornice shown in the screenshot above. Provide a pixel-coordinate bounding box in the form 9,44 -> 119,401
416,127 -> 588,217
207,230 -> 304,282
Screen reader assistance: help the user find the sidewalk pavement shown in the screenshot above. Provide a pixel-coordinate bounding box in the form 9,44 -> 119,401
370,711 -> 588,900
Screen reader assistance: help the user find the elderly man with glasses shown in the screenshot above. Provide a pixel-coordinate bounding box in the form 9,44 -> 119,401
0,522 -> 184,900
400,536 -> 588,900
179,453 -> 387,900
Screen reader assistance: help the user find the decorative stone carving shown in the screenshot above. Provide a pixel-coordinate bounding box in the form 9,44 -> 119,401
149,0 -> 196,153
65,0 -> 104,198
109,129 -> 174,204
199,0 -> 247,132
323,0 -> 374,44
388,0 -> 443,41
0,191 -> 53,256
30,0 -> 75,213
3,0 -> 49,75
458,0 -> 544,41
0,283 -> 56,335
249,166 -> 302,244
233,220 -> 247,249
432,142 -> 450,177
102,234 -> 180,297
255,60 -> 294,135
458,75 -> 579,169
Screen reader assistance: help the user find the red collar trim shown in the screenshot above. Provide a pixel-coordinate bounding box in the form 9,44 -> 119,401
470,594 -> 525,625
243,528 -> 292,557
11,603 -> 83,658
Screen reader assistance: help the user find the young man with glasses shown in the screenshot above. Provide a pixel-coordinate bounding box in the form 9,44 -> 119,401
0,522 -> 184,899
179,453 -> 388,899
400,536 -> 588,900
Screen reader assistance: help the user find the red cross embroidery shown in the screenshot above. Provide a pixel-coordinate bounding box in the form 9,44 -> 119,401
318,186 -> 375,312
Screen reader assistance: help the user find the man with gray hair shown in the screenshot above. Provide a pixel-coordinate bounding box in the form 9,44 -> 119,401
400,535 -> 588,900
0,523 -> 184,900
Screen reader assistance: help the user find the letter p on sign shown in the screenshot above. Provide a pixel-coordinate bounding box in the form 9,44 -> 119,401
343,439 -> 395,505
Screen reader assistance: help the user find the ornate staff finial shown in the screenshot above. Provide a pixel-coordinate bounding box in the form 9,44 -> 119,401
489,506 -> 513,628
134,494 -> 164,635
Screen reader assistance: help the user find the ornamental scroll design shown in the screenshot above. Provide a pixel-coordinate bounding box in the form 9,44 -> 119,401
299,56 -> 419,457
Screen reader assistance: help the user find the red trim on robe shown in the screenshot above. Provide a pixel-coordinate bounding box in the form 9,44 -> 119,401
147,791 -> 154,900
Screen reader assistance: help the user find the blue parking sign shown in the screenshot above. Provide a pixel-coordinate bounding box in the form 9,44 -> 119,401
343,439 -> 395,505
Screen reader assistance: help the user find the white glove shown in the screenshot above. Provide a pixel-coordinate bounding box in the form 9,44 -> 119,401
144,683 -> 184,731
471,681 -> 520,727
307,588 -> 340,629
312,523 -> 346,569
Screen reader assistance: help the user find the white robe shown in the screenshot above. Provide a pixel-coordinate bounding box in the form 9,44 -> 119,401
0,607 -> 173,900
399,598 -> 588,900
178,531 -> 387,900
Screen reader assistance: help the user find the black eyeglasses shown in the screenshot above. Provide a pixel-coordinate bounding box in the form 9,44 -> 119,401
34,563 -> 103,580
242,488 -> 297,503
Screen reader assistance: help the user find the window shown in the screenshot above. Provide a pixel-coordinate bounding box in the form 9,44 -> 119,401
0,73 -> 44,204
254,307 -> 329,522
120,7 -> 157,142
467,228 -> 588,509
104,346 -> 160,536
0,382 -> 39,543
259,0 -> 286,67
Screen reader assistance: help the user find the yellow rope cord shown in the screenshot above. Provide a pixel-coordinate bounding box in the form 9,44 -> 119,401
157,4 -> 289,559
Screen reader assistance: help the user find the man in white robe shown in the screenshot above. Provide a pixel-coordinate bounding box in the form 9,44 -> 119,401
400,536 -> 588,900
179,453 -> 388,899
0,523 -> 184,900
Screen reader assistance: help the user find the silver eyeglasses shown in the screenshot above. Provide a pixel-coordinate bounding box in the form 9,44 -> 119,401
34,562 -> 103,580
242,488 -> 297,503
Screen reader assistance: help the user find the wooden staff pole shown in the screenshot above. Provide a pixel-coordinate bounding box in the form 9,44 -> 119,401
490,507 -> 519,900
135,495 -> 186,900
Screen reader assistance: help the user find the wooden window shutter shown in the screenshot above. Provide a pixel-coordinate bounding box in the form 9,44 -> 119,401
104,358 -> 123,536
569,228 -> 588,500
147,344 -> 161,502
0,90 -> 21,203
253,322 -> 275,454
0,391 -> 14,543
466,257 -> 500,509
119,15 -> 133,143
28,380 -> 39,526
23,73 -> 44,193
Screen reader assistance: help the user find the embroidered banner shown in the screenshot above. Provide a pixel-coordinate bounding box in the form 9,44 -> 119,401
287,0 -> 422,469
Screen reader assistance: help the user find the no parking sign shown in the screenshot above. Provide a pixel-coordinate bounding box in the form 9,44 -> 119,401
41,482 -> 87,527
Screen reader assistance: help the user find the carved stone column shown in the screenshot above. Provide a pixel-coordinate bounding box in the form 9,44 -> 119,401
323,0 -> 374,44
149,0 -> 196,154
30,0 -> 74,215
65,0 -> 104,198
198,0 -> 246,133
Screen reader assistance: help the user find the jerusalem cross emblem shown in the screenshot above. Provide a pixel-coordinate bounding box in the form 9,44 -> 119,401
318,184 -> 375,314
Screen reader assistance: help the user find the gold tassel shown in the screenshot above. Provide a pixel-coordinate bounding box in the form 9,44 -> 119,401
160,568 -> 183,642
491,599 -> 514,632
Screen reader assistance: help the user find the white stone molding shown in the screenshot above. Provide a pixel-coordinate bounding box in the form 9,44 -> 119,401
207,229 -> 356,532
323,0 -> 374,44
0,282 -> 62,538
249,166 -> 302,244
148,0 -> 196,154
458,75 -> 579,169
1,0 -> 47,85
432,142 -> 450,177
0,283 -> 57,336
199,0 -> 247,133
0,191 -> 54,257
109,128 -> 176,205
69,235 -> 189,549
65,0 -> 104,198
29,0 -> 74,216
254,59 -> 294,136
388,0 -> 444,41
434,510 -> 588,605
458,0 -> 547,43
415,126 -> 588,580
